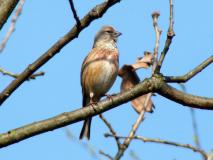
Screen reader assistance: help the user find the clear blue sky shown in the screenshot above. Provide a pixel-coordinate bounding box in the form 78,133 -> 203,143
0,0 -> 212,160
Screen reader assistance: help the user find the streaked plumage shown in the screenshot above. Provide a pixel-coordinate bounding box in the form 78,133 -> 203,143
80,26 -> 121,139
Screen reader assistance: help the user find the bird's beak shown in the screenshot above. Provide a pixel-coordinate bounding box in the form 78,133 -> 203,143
115,31 -> 122,37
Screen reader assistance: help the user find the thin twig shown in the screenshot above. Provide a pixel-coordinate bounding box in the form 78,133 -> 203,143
114,96 -> 148,159
99,150 -> 113,160
156,0 -> 175,73
0,67 -> 44,80
99,114 -> 121,149
179,84 -> 202,151
68,0 -> 81,28
190,109 -> 202,148
106,134 -> 208,160
152,11 -> 161,74
164,55 -> 213,83
129,150 -> 142,160
168,0 -> 175,36
0,0 -> 25,53
64,128 -> 100,159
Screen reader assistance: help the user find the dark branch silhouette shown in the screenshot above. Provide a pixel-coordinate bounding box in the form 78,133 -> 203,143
68,0 -> 81,28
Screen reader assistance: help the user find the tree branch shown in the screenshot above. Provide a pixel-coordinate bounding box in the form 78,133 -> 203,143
105,134 -> 208,160
0,0 -> 25,53
114,109 -> 146,160
156,78 -> 213,109
151,11 -> 161,73
99,114 -> 121,149
0,76 -> 211,149
0,67 -> 44,80
99,150 -> 113,160
114,10 -> 162,159
0,0 -> 122,106
156,0 -> 175,73
68,0 -> 81,28
164,55 -> 213,83
0,0 -> 20,30
0,77 -> 154,149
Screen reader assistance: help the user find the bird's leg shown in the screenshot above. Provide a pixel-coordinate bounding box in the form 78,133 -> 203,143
89,92 -> 98,112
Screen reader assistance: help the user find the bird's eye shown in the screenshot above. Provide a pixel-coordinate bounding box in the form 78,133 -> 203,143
106,30 -> 112,34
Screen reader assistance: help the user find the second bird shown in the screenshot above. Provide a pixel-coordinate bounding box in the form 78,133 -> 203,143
80,26 -> 122,139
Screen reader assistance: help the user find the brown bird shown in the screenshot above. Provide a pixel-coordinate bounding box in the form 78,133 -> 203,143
80,26 -> 121,139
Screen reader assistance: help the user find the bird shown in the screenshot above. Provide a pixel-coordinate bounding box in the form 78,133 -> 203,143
79,26 -> 122,139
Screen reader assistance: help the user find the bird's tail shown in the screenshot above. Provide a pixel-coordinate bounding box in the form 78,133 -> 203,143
79,118 -> 92,139
79,95 -> 92,140
79,94 -> 100,140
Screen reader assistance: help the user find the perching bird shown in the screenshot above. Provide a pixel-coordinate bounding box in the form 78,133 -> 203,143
80,26 -> 121,139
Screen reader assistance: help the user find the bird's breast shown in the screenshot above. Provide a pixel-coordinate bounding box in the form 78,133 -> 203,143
81,49 -> 119,97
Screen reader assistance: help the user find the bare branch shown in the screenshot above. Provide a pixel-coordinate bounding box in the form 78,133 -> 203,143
114,109 -> 146,160
99,114 -> 121,149
168,0 -> 175,36
68,0 -> 81,28
99,150 -> 113,160
0,67 -> 44,80
64,128 -> 100,159
0,0 -> 20,30
180,85 -> 202,153
113,11 -> 162,160
114,94 -> 153,159
151,11 -> 161,73
190,109 -> 202,148
106,134 -> 208,160
0,76 -> 212,148
164,55 -> 213,83
0,0 -> 25,53
157,77 -> 213,109
156,0 -> 175,73
0,0 -> 122,106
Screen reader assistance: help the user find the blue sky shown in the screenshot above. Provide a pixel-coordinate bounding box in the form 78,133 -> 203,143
0,0 -> 212,160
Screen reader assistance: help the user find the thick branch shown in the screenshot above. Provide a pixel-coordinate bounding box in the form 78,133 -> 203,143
0,0 -> 20,30
157,78 -> 213,109
0,0 -> 121,105
164,55 -> 213,83
0,77 -> 154,148
0,77 -> 212,148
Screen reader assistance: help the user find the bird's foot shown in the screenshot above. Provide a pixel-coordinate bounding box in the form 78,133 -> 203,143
104,93 -> 116,102
89,100 -> 98,112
